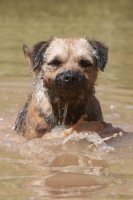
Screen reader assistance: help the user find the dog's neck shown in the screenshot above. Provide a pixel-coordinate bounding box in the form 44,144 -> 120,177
49,86 -> 95,125
35,82 -> 95,127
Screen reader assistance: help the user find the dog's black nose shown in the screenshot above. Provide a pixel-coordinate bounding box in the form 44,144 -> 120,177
60,71 -> 78,83
55,70 -> 86,90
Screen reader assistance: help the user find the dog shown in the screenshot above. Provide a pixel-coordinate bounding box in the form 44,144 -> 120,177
15,37 -> 108,139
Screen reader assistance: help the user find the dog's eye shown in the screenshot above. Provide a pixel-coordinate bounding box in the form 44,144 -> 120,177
48,59 -> 61,67
79,59 -> 93,68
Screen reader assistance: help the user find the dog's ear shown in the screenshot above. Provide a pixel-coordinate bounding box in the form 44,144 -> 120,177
23,42 -> 50,85
89,39 -> 108,71
23,44 -> 34,72
31,41 -> 51,71
23,41 -> 50,71
23,40 -> 53,84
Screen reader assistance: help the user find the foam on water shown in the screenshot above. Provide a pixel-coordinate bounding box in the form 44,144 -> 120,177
0,116 -> 133,169
1,116 -> 133,200
0,123 -> 120,159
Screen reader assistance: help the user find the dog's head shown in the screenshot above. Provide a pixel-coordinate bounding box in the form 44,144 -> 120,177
23,37 -> 108,103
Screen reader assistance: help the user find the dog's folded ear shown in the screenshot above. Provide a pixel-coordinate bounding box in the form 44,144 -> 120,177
23,41 -> 50,71
23,44 -> 33,71
23,42 -> 49,84
89,40 -> 108,71
31,41 -> 51,71
23,39 -> 53,84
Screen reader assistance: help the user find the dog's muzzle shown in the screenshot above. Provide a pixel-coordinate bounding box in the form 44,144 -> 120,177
55,70 -> 86,102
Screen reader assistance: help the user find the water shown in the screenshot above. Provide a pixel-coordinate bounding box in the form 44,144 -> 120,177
62,104 -> 68,125
0,0 -> 133,199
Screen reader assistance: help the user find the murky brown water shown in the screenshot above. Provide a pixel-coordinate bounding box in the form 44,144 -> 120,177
0,0 -> 133,199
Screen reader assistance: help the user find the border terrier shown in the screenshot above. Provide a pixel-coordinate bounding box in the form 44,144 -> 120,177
15,37 -> 108,139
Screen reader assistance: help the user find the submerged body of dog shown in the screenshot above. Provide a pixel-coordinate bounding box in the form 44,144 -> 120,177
15,37 -> 108,139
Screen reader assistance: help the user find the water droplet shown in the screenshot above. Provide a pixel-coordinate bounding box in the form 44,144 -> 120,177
62,104 -> 68,125
57,101 -> 61,125
110,105 -> 116,110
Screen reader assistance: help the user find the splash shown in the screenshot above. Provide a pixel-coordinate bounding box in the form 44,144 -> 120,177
57,100 -> 68,125
1,115 -> 133,163
57,101 -> 61,125
62,103 -> 68,125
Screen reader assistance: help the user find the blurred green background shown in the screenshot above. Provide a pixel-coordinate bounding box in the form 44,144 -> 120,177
0,0 -> 133,88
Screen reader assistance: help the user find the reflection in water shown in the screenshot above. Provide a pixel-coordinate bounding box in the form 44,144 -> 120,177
1,114 -> 133,198
0,0 -> 133,199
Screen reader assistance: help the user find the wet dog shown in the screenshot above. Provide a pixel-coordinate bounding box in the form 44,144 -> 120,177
15,37 -> 108,139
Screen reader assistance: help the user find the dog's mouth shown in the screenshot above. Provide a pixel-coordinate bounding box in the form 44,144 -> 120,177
55,70 -> 86,102
57,89 -> 82,102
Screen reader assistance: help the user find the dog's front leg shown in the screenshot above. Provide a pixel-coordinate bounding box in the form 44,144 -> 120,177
85,96 -> 103,122
24,98 -> 52,139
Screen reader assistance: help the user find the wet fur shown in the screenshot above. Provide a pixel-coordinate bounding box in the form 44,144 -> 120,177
15,37 -> 108,139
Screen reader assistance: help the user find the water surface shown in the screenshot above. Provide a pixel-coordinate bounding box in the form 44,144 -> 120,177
0,0 -> 133,199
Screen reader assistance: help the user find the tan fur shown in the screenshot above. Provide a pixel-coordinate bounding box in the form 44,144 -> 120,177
15,37 -> 108,139
43,38 -> 97,87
